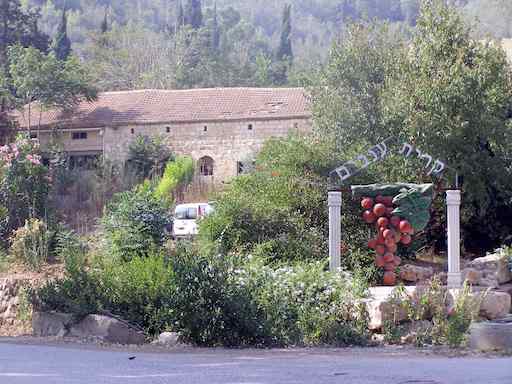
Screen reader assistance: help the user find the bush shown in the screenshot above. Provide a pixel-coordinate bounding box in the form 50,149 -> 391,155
0,135 -> 51,244
154,156 -> 194,203
102,182 -> 170,261
127,135 -> 173,181
199,135 -> 334,263
10,219 -> 52,270
35,244 -> 370,346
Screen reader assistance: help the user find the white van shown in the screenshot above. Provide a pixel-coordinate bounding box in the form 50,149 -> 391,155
172,203 -> 214,239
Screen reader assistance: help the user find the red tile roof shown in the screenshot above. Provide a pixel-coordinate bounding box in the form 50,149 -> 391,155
13,88 -> 311,129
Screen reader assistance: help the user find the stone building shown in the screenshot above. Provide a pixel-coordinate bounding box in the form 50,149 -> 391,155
13,88 -> 312,182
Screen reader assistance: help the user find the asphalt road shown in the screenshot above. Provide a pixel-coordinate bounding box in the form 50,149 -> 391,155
0,340 -> 511,384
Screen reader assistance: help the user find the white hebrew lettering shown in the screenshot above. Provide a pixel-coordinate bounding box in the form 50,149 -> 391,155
419,153 -> 433,169
335,166 -> 352,181
399,143 -> 414,157
356,155 -> 370,169
428,160 -> 446,176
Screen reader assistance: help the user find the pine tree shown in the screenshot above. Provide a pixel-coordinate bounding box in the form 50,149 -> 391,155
52,10 -> 72,61
212,1 -> 220,52
276,4 -> 293,63
185,0 -> 203,30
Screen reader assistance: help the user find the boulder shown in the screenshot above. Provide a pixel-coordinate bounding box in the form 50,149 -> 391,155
152,332 -> 180,346
401,320 -> 432,344
69,314 -> 145,345
462,268 -> 483,285
469,317 -> 512,352
32,312 -> 74,337
498,283 -> 512,297
364,297 -> 408,330
399,264 -> 434,283
447,289 -> 511,320
467,250 -> 512,287
479,291 -> 512,320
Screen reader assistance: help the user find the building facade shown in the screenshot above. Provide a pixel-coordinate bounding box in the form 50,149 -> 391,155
13,88 -> 312,182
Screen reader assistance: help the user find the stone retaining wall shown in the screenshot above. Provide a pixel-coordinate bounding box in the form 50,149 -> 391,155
0,278 -> 31,336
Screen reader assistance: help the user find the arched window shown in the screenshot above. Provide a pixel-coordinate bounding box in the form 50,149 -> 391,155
199,156 -> 214,176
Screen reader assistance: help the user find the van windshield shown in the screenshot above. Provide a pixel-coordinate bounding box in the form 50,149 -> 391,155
175,207 -> 197,220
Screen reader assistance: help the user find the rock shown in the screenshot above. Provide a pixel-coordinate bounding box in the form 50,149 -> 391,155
153,332 -> 180,346
467,250 -> 512,287
69,314 -> 145,345
399,264 -> 434,283
401,320 -> 432,344
364,297 -> 409,330
32,312 -> 74,337
447,289 -> 511,320
498,283 -> 512,297
462,268 -> 482,285
469,318 -> 512,352
479,291 -> 512,320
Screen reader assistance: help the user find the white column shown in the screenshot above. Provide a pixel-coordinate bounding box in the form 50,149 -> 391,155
328,191 -> 342,272
446,190 -> 462,288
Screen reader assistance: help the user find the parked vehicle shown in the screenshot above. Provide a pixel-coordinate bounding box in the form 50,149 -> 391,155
172,202 -> 214,239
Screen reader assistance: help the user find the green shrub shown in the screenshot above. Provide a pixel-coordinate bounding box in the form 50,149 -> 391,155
102,182 -> 170,261
10,219 -> 52,270
154,156 -> 194,202
97,253 -> 176,335
199,135 -> 333,263
127,135 -> 173,181
35,244 -> 370,346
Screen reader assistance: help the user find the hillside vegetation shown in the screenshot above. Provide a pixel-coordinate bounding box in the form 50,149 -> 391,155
19,0 -> 512,90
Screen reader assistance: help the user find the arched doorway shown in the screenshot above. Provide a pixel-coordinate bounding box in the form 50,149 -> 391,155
198,156 -> 214,176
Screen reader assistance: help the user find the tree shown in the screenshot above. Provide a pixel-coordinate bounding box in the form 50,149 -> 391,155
185,0 -> 202,30
52,10 -> 72,61
0,0 -> 49,133
276,4 -> 293,63
313,0 -> 512,253
176,0 -> 184,33
211,1 -> 220,52
8,45 -> 97,132
389,0 -> 512,251
100,7 -> 109,34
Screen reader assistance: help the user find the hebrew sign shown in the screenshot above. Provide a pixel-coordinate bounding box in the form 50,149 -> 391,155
331,137 -> 447,184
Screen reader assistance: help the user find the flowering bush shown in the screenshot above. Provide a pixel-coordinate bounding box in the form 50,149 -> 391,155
0,135 -> 51,244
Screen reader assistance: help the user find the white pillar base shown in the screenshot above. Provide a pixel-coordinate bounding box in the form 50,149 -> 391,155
447,272 -> 462,289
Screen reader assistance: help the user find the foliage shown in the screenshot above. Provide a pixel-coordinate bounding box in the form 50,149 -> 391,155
154,156 -> 194,203
9,218 -> 52,270
35,242 -> 370,346
385,278 -> 483,347
51,10 -> 72,61
7,44 -> 97,129
313,0 -> 512,253
199,135 -> 335,264
0,135 -> 51,244
127,135 -> 173,181
101,182 -> 170,261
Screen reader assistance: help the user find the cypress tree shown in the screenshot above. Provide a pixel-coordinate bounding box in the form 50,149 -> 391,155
52,9 -> 72,61
176,0 -> 184,32
100,7 -> 109,34
276,4 -> 293,63
212,1 -> 220,51
185,0 -> 203,30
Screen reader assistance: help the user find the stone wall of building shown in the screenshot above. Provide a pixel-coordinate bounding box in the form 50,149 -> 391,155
103,117 -> 311,182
